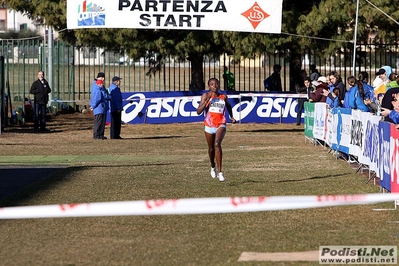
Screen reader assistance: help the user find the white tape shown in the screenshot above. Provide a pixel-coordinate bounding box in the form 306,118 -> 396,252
0,193 -> 397,219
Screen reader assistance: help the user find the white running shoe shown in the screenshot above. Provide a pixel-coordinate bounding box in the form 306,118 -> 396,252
217,172 -> 225,182
210,167 -> 216,178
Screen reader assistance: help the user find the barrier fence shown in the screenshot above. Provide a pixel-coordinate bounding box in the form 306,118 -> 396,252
304,102 -> 397,192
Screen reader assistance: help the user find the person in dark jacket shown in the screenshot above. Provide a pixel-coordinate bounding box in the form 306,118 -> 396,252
265,64 -> 283,92
108,76 -> 123,139
381,74 -> 399,122
328,71 -> 346,103
295,77 -> 314,125
30,70 -> 51,131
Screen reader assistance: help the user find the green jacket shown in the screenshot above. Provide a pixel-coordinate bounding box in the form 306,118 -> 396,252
223,70 -> 235,88
386,80 -> 399,90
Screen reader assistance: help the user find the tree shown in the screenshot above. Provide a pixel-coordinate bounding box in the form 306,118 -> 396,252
295,0 -> 399,71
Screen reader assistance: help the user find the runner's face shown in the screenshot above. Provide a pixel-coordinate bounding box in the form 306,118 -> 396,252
208,79 -> 219,92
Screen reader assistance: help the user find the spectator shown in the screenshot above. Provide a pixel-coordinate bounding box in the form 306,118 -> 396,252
309,64 -> 321,82
264,64 -> 282,92
222,66 -> 235,91
386,73 -> 399,91
323,86 -> 343,108
30,70 -> 51,132
380,92 -> 399,123
359,71 -> 378,113
90,72 -> 111,140
348,80 -> 370,112
108,76 -> 124,139
295,77 -> 314,125
309,76 -> 328,102
294,69 -> 307,92
381,73 -> 399,122
373,66 -> 392,96
328,71 -> 346,104
325,74 -> 336,108
343,76 -> 357,108
332,87 -> 342,108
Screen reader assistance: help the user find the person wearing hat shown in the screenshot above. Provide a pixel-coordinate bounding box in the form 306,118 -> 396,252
309,76 -> 328,103
373,65 -> 392,96
90,72 -> 110,140
108,76 -> 123,139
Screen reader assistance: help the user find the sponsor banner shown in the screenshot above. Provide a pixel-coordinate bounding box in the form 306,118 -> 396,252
67,0 -> 283,33
0,193 -> 399,219
324,108 -> 333,147
358,115 -> 380,173
118,91 -> 300,124
349,110 -> 364,158
331,108 -> 351,155
377,121 -> 391,190
390,124 -> 399,192
312,103 -> 327,140
304,102 -> 314,139
319,246 -> 397,265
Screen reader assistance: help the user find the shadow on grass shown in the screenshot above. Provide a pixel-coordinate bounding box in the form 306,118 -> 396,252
277,172 -> 352,182
0,162 -> 174,207
238,128 -> 304,133
0,166 -> 66,206
228,179 -> 269,186
227,172 -> 352,186
130,135 -> 187,140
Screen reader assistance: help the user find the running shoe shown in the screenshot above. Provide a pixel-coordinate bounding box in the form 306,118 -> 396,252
210,167 -> 216,178
217,172 -> 225,182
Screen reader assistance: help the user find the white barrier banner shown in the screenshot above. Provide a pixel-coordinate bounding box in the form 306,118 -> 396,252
325,108 -> 333,147
349,110 -> 363,158
67,0 -> 283,33
0,193 -> 398,219
313,103 -> 327,140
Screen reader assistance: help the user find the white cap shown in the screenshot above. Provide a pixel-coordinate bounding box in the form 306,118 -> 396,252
317,76 -> 327,83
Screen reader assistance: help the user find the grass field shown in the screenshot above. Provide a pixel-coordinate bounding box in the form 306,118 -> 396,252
0,114 -> 397,266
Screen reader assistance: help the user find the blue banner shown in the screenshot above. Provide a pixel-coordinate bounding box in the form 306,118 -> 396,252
331,107 -> 351,155
115,91 -> 300,124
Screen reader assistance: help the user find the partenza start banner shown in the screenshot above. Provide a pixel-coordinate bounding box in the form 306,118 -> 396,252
67,0 -> 283,33
114,91 -> 302,124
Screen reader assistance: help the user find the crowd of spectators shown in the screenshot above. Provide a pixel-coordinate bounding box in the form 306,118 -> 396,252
295,65 -> 399,160
294,65 -> 399,119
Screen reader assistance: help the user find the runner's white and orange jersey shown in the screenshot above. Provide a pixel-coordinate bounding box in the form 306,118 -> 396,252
204,94 -> 227,128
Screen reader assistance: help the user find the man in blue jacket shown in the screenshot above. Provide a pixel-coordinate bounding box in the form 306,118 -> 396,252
90,72 -> 110,140
108,76 -> 123,139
